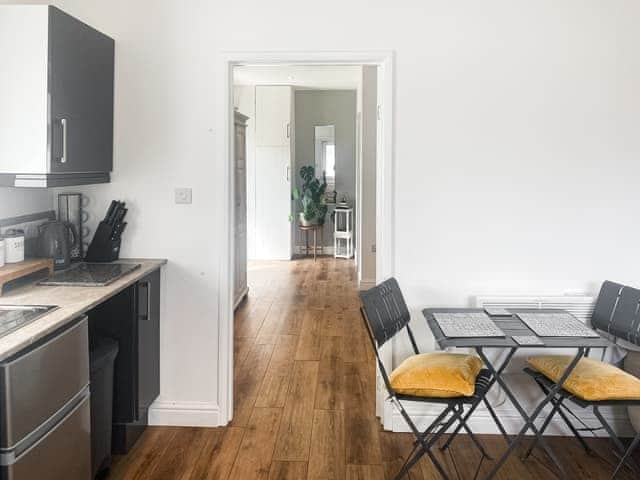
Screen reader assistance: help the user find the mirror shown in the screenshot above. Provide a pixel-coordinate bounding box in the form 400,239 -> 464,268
314,125 -> 335,192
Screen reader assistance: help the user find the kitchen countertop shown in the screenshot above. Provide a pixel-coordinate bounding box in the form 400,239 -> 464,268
0,258 -> 167,361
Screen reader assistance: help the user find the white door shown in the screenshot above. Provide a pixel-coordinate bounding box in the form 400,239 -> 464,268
254,86 -> 292,260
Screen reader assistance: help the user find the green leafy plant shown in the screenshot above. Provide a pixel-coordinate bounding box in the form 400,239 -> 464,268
291,165 -> 328,224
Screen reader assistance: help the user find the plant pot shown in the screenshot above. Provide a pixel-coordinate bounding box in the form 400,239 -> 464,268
299,213 -> 323,227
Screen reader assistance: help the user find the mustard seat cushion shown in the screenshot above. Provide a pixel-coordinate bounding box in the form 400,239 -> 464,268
389,352 -> 483,398
527,355 -> 640,402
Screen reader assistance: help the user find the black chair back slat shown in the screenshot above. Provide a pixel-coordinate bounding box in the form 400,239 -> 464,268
359,277 -> 411,347
591,281 -> 623,333
612,286 -> 640,345
592,280 -> 640,346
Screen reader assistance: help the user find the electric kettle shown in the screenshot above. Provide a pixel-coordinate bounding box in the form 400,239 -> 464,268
38,221 -> 79,270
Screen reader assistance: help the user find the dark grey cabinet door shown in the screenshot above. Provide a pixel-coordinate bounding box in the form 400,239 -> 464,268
48,6 -> 114,174
137,270 -> 160,419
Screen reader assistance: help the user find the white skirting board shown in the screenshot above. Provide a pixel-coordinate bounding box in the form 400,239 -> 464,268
149,400 -> 222,427
359,279 -> 376,290
291,246 -> 361,259
390,401 -> 636,438
293,245 -> 335,255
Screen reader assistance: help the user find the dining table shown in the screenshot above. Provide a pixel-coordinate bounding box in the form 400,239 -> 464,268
422,307 -> 611,480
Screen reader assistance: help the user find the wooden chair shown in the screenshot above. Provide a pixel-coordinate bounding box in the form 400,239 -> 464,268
524,281 -> 640,479
359,278 -> 494,480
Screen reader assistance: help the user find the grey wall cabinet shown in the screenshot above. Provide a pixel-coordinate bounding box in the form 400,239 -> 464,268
0,5 -> 114,188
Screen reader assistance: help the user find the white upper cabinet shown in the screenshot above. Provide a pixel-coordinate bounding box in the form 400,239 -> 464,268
255,86 -> 292,147
0,6 -> 114,188
0,7 -> 49,177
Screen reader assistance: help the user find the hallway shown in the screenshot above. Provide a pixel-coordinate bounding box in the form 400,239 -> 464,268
231,258 -> 380,479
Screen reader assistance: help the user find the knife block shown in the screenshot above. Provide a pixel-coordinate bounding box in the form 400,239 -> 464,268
85,222 -> 121,262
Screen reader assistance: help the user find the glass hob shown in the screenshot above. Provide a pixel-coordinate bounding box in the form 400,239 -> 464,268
39,262 -> 141,287
0,305 -> 57,339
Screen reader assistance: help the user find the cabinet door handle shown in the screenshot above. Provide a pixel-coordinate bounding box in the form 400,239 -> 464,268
139,281 -> 150,321
60,118 -> 68,164
286,123 -> 290,139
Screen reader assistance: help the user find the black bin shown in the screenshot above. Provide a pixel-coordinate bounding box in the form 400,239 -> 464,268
89,336 -> 119,478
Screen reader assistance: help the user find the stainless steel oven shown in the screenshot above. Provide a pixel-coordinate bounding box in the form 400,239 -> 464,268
0,317 -> 91,480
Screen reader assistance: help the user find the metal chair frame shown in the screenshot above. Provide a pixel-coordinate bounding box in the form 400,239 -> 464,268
359,278 -> 496,480
523,280 -> 640,479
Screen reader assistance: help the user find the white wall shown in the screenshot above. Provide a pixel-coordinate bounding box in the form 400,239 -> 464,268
5,0 -> 639,428
0,189 -> 52,219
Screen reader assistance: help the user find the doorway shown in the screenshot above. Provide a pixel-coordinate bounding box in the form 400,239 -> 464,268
218,51 -> 395,426
233,65 -> 365,263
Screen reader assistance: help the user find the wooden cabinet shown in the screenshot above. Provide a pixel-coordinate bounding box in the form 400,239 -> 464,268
88,268 -> 161,454
0,5 -> 114,188
234,112 -> 249,308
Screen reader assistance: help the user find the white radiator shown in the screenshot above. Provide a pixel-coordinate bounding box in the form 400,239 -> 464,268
474,294 -> 597,408
475,294 -> 596,323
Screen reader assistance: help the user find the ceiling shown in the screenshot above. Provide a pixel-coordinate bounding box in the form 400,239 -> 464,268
233,65 -> 362,90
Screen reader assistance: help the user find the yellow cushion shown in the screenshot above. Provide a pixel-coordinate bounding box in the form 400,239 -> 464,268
389,352 -> 483,398
527,356 -> 640,402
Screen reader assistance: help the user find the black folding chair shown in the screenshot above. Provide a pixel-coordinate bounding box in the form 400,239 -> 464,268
360,278 -> 495,480
523,281 -> 640,479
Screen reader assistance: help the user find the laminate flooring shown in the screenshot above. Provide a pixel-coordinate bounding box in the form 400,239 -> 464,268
108,258 -> 639,480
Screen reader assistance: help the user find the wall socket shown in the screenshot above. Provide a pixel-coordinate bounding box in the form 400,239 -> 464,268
174,188 -> 192,204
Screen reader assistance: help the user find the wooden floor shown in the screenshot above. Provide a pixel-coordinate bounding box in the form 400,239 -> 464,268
108,258 -> 638,479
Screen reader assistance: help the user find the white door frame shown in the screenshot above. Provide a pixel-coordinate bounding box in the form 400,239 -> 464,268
216,50 -> 395,425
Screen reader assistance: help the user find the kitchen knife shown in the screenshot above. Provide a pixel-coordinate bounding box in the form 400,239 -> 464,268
106,202 -> 118,225
104,200 -> 117,222
108,201 -> 125,225
112,207 -> 127,227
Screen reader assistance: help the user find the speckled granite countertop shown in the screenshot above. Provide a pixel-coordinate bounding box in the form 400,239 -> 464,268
0,259 -> 167,361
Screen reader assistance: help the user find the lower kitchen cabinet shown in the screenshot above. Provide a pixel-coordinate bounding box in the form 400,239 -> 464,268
88,268 -> 161,454
137,269 -> 161,423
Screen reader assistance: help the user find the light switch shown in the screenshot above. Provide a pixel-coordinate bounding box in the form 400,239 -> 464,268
175,188 -> 192,204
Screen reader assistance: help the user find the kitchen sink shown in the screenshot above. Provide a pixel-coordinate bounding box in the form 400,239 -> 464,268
0,305 -> 57,339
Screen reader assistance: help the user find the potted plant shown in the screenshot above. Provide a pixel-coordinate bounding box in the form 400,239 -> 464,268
292,165 -> 328,226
